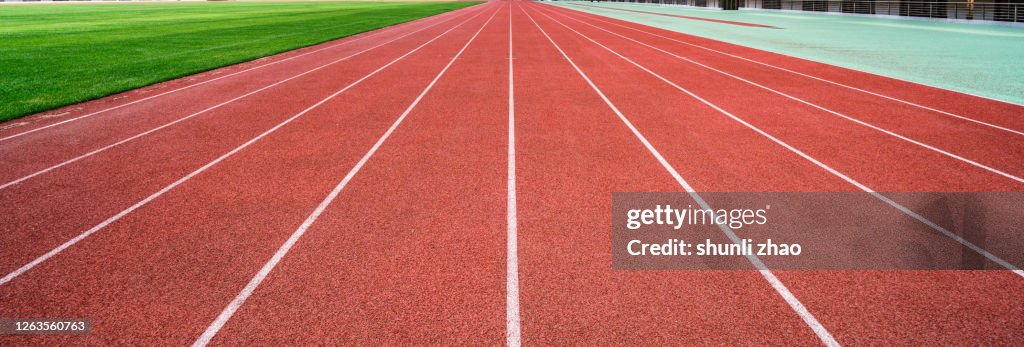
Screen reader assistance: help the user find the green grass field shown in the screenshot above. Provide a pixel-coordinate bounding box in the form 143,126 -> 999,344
0,1 -> 480,122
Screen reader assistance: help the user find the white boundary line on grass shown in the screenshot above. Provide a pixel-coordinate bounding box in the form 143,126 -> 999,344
520,4 -> 841,346
552,3 -> 1024,136
191,6 -> 501,346
0,5 -> 490,288
0,6 -> 482,191
0,4 -> 478,143
534,6 -> 1024,279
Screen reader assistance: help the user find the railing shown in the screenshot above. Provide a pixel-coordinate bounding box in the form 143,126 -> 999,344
586,0 -> 1024,23
750,0 -> 1023,22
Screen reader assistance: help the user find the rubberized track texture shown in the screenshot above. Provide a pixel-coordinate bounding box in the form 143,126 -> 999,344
0,1 -> 1022,345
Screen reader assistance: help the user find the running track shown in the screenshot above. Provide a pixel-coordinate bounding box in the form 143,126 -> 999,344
1,1 -> 1022,345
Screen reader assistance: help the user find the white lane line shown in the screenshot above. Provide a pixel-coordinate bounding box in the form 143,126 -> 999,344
546,4 -> 1024,137
539,6 -> 1024,185
0,7 -> 481,192
506,3 -> 522,347
0,7 -> 490,288
534,7 -> 1024,279
0,5 -> 479,144
520,5 -> 841,347
191,7 -> 502,347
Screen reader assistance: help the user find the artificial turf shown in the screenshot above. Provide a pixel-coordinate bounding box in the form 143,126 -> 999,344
551,1 -> 1024,105
0,1 -> 480,122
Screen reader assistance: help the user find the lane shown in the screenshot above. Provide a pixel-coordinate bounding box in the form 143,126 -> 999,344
196,4 -> 507,345
0,4 -> 485,187
542,4 -> 1024,180
531,4 -> 1024,269
0,5 -> 485,189
527,2 -> 1024,345
0,5 -> 485,279
548,3 -> 1024,133
0,6 -> 496,345
512,3 -> 827,345
0,4 -> 478,142
0,3 -> 479,154
0,1 -> 1017,345
531,4 -> 1021,193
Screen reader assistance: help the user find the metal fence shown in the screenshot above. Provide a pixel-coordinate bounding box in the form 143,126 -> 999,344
750,0 -> 1023,22
588,0 -> 1024,23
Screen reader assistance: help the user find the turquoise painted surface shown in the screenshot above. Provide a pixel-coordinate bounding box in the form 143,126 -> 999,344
546,1 -> 1024,104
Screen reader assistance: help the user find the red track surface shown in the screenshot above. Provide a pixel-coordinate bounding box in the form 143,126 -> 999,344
1,1 -> 1022,345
